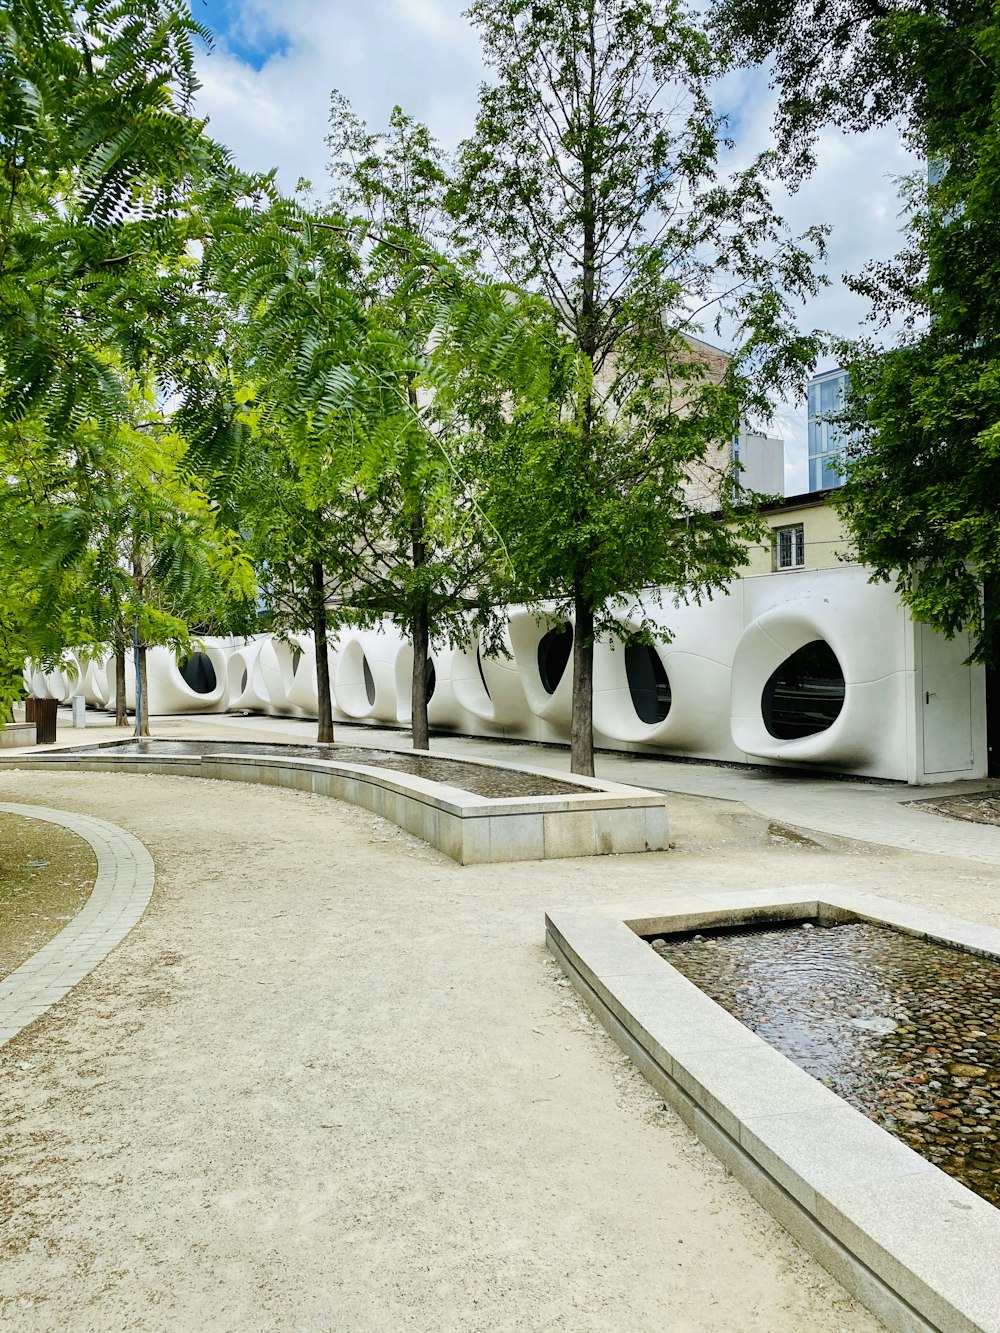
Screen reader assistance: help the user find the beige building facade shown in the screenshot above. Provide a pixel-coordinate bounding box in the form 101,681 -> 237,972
740,488 -> 852,577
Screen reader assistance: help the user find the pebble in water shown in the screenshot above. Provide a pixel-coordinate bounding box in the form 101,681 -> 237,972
654,920 -> 1000,1209
850,1016 -> 898,1035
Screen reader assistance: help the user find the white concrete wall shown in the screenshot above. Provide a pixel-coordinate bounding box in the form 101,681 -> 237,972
30,572 -> 988,783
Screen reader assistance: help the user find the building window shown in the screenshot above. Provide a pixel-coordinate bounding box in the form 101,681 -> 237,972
806,368 -> 852,492
774,523 -> 805,570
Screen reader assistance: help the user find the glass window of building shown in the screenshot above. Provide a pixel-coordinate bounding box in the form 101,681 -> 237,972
806,368 -> 852,492
774,523 -> 805,570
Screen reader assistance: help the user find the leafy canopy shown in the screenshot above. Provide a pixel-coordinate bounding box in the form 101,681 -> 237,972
716,0 -> 1000,659
453,0 -> 823,771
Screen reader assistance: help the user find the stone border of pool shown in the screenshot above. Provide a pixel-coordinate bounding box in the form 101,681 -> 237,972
0,804 -> 154,1047
5,746 -> 669,864
546,886 -> 1000,1333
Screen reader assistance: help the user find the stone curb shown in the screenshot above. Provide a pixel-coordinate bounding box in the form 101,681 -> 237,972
0,803 -> 154,1047
547,886 -> 1000,1333
8,750 -> 669,864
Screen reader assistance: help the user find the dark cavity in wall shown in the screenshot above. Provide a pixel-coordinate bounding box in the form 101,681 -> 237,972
762,640 -> 845,739
178,652 -> 217,695
538,623 -> 573,694
625,644 -> 671,723
476,645 -> 492,701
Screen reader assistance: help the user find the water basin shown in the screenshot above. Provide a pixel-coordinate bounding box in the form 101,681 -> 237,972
58,738 -> 586,799
654,920 -> 1000,1208
546,888 -> 1000,1333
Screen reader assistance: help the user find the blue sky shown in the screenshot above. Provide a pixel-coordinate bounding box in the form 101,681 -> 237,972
192,0 -> 289,69
188,0 -> 916,492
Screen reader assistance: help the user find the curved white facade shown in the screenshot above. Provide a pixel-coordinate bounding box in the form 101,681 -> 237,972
27,567 -> 988,783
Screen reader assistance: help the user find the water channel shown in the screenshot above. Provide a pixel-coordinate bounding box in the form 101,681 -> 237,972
64,738 -> 587,800
653,920 -> 1000,1208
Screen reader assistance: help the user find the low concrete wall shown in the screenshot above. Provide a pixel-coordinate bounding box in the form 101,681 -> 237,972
547,887 -> 1000,1333
8,748 -> 669,865
0,723 -> 36,748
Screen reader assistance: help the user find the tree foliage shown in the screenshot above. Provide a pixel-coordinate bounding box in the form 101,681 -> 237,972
326,97 -> 510,750
203,180 -> 373,742
1,367 -> 255,729
834,101 -> 1000,663
711,0 -> 995,178
716,0 -> 1000,662
1,0 -> 224,433
454,0 -> 822,773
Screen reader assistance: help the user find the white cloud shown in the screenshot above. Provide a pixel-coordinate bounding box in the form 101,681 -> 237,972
194,0 -> 483,191
389,0 -> 468,42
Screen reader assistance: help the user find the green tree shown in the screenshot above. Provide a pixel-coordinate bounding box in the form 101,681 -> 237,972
232,405 -> 373,745
454,0 -> 822,774
325,99 -> 505,750
0,0 -> 243,720
3,374 -> 255,733
205,182 -> 376,743
715,0 -> 1000,663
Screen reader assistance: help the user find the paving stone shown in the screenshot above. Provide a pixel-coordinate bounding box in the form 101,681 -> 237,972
0,803 -> 154,1051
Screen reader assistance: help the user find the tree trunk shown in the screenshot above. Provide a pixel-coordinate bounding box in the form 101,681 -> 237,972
985,575 -> 999,778
312,559 -> 334,744
406,379 -> 431,752
138,644 -> 150,737
569,23 -> 598,781
410,512 -> 430,750
570,587 -> 595,776
131,541 -> 149,735
114,647 -> 127,726
411,596 -> 430,751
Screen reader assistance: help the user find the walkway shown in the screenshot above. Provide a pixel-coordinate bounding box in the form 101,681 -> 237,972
0,761 -> 908,1333
0,804 -> 154,1047
3,713 -> 999,1329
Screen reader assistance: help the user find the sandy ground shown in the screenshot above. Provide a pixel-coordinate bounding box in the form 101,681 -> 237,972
2,766 -> 1000,1332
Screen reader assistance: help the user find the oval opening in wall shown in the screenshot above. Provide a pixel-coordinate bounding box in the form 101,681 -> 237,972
363,655 -> 376,706
538,623 -> 573,694
762,640 -> 845,739
177,651 -> 217,695
625,644 -> 671,724
425,658 -> 436,703
476,645 -> 492,701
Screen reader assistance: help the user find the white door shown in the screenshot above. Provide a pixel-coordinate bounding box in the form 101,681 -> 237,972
921,624 -> 974,775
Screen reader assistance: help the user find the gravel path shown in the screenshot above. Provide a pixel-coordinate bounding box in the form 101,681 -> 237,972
4,762 -> 999,1331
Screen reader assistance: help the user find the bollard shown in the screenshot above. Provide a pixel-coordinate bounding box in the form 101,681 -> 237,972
71,695 -> 87,728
